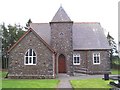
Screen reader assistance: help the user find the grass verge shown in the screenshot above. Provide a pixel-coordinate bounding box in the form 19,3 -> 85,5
70,78 -> 113,89
1,71 -> 59,88
111,69 -> 120,75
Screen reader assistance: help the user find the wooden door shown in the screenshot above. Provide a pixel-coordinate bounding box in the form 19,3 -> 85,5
58,54 -> 66,73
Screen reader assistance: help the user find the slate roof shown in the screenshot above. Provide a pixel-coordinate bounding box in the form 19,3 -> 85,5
51,6 -> 71,22
30,23 -> 51,45
30,6 -> 110,50
72,23 -> 110,50
30,22 -> 110,50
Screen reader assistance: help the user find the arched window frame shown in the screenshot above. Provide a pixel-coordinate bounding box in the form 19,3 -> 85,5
24,49 -> 37,65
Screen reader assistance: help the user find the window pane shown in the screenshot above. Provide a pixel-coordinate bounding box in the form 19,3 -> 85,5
26,52 -> 28,56
94,57 -> 96,61
29,49 -> 32,56
29,57 -> 32,63
74,57 -> 76,63
26,57 -> 28,64
77,59 -> 79,63
77,57 -> 79,63
33,57 -> 36,64
97,57 -> 99,63
33,51 -> 36,56
94,60 -> 96,63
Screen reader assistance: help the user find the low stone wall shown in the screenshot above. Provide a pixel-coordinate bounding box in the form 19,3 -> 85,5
86,71 -> 111,75
8,74 -> 55,79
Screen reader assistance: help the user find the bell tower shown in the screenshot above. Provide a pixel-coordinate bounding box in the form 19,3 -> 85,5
50,6 -> 73,75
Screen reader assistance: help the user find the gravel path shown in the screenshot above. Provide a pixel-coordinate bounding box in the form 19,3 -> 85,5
57,74 -> 73,89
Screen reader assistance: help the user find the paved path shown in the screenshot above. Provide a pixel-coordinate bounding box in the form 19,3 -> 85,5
56,73 -> 118,89
57,74 -> 73,89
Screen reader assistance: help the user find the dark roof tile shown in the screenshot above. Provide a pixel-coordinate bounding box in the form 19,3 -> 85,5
30,23 -> 51,45
31,22 -> 110,50
73,23 -> 111,50
51,6 -> 71,22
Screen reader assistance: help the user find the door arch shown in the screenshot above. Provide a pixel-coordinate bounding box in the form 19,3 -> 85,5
58,54 -> 66,73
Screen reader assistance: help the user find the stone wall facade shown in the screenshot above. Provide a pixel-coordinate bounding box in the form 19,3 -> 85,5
8,31 -> 55,79
8,22 -> 110,79
50,22 -> 73,75
73,50 -> 110,74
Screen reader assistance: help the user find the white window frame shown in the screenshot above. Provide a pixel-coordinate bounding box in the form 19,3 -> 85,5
24,49 -> 37,65
73,54 -> 80,65
93,53 -> 100,65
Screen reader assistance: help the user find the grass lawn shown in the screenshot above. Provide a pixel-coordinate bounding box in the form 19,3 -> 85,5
1,71 -> 8,78
1,71 -> 59,88
70,78 -> 112,89
2,79 -> 59,88
111,69 -> 119,75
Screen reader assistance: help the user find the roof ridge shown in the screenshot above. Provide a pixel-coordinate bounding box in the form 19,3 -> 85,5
31,23 -> 49,24
74,22 -> 100,24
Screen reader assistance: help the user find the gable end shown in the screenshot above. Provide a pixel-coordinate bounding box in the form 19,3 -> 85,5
8,28 -> 55,54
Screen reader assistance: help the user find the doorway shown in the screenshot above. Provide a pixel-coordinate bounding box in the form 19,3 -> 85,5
58,54 -> 66,73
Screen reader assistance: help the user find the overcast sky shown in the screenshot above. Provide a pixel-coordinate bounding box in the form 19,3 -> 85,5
0,0 -> 119,44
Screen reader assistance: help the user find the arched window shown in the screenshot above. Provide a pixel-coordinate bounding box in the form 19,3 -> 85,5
24,49 -> 37,65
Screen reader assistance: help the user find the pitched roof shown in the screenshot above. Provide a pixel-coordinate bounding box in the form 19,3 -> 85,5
8,28 -> 55,53
30,23 -> 51,45
30,22 -> 110,50
73,22 -> 111,50
51,6 -> 71,22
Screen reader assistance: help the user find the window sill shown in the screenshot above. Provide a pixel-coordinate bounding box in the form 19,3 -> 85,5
73,63 -> 80,65
24,64 -> 36,65
93,63 -> 100,65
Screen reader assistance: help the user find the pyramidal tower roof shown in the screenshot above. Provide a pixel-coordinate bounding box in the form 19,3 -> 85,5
51,6 -> 71,22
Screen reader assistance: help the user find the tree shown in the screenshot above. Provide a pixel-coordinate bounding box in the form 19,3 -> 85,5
25,19 -> 32,29
0,25 -> 3,69
1,23 -> 25,69
1,23 -> 9,69
107,32 -> 118,68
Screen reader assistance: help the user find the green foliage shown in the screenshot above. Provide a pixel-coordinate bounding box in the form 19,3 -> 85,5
107,32 -> 118,55
1,23 -> 25,69
0,71 -> 8,78
107,32 -> 118,68
71,78 -> 112,89
112,56 -> 120,65
25,19 -> 32,29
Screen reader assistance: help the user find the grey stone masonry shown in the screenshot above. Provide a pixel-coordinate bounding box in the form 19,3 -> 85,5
8,31 -> 55,79
73,50 -> 110,74
7,6 -> 111,79
50,22 -> 74,75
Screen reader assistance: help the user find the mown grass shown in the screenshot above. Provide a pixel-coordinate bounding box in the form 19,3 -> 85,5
1,68 -> 119,89
2,71 -> 8,78
1,71 -> 59,88
2,79 -> 59,88
70,78 -> 113,89
111,69 -> 119,75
